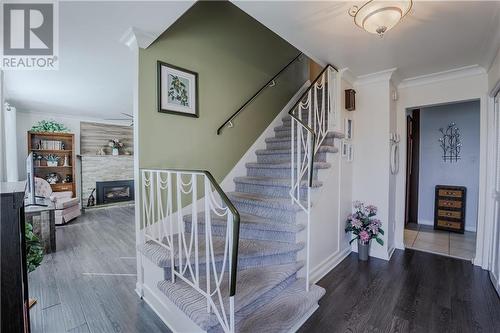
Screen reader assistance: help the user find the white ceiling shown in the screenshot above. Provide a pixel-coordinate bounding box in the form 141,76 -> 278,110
233,1 -> 500,79
4,1 -> 194,119
4,1 -> 500,119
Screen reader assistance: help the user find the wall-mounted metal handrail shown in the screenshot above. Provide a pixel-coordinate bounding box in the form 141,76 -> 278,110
217,52 -> 303,135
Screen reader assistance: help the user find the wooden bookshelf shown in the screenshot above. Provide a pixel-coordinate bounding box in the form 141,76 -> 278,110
28,131 -> 76,197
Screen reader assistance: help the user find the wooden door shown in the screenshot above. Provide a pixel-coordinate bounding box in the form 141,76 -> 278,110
405,109 -> 420,225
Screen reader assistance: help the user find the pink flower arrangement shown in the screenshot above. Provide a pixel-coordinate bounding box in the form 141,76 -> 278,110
345,201 -> 384,246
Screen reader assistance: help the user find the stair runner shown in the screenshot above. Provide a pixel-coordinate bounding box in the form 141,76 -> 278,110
141,111 -> 343,332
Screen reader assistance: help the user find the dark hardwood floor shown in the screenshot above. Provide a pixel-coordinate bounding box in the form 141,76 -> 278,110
28,206 -> 170,333
29,205 -> 500,333
299,249 -> 500,333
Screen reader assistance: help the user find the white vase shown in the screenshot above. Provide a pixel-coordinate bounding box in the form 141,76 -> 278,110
112,148 -> 119,156
47,161 -> 58,167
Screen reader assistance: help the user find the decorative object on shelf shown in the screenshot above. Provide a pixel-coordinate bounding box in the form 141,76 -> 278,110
33,153 -> 43,166
345,201 -> 384,261
62,174 -> 72,184
158,61 -> 199,118
345,89 -> 356,111
44,154 -> 60,167
63,154 -> 70,167
344,118 -> 353,140
45,172 -> 60,185
390,133 -> 400,175
349,0 -> 413,37
96,147 -> 105,156
108,138 -> 123,156
31,120 -> 68,133
438,123 -> 462,162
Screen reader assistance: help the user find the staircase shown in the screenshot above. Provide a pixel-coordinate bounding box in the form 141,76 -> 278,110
139,65 -> 340,332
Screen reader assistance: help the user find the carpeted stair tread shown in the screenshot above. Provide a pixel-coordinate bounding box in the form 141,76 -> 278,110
157,262 -> 305,331
183,211 -> 305,234
234,278 -> 326,333
140,234 -> 304,268
266,131 -> 343,143
234,176 -> 322,188
245,161 -> 331,169
228,191 -> 307,212
256,145 -> 338,155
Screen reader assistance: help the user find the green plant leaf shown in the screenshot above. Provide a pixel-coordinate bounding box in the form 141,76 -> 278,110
349,236 -> 359,245
376,237 -> 384,246
379,228 -> 385,235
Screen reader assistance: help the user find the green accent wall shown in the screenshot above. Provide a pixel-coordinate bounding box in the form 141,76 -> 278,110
138,1 -> 307,182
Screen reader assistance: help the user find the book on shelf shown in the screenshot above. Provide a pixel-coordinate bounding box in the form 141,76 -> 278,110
39,139 -> 64,150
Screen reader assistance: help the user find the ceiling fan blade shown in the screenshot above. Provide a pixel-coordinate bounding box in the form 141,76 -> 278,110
121,113 -> 133,118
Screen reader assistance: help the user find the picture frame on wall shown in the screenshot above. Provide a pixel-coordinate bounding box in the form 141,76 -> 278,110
345,118 -> 353,140
157,61 -> 199,118
341,140 -> 348,158
347,143 -> 353,162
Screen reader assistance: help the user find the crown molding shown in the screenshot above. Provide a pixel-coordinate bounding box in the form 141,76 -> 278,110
398,64 -> 487,89
120,27 -> 156,50
339,68 -> 356,86
354,67 -> 398,87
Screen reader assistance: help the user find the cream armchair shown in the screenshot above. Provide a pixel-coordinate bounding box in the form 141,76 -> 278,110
35,177 -> 81,225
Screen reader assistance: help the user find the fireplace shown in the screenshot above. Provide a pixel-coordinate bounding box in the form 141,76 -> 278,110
96,180 -> 134,205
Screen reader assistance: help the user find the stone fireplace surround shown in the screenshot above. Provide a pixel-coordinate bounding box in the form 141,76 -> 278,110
81,155 -> 133,206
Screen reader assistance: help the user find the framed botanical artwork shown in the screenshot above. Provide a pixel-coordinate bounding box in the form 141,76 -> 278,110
344,118 -> 353,140
157,61 -> 198,118
341,140 -> 348,158
347,143 -> 353,162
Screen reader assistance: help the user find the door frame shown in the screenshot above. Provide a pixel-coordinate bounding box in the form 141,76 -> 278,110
396,96 -> 490,267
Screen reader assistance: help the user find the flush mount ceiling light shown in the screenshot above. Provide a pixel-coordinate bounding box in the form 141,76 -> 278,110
349,0 -> 412,37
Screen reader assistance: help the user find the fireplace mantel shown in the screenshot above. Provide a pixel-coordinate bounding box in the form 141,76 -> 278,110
81,155 -> 133,205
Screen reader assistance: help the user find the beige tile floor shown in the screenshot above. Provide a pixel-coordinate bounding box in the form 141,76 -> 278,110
404,224 -> 476,260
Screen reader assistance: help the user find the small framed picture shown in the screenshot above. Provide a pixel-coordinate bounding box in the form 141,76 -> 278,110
157,61 -> 198,118
347,143 -> 353,162
341,140 -> 348,158
345,118 -> 353,140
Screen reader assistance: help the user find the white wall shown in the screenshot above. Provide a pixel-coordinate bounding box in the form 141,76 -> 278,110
489,46 -> 500,93
395,68 -> 490,267
307,73 -> 354,282
351,71 -> 394,260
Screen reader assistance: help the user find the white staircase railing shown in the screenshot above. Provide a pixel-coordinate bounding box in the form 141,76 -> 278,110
141,169 -> 240,333
289,65 -> 338,290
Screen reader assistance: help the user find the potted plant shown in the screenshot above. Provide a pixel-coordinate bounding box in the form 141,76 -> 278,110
108,139 -> 123,156
25,222 -> 44,308
345,201 -> 384,261
44,154 -> 60,167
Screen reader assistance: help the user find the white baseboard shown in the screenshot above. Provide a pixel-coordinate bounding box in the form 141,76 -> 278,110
490,270 -> 500,297
220,80 -> 311,192
310,247 -> 351,284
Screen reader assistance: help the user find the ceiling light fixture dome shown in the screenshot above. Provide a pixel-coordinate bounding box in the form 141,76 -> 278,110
349,0 -> 412,37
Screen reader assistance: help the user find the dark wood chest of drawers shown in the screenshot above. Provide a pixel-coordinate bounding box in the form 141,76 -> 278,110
434,185 -> 466,233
